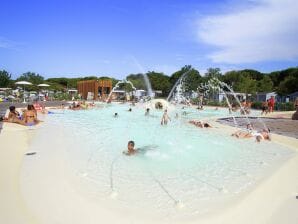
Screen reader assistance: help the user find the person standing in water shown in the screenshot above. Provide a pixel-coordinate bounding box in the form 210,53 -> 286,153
145,108 -> 150,116
161,109 -> 171,125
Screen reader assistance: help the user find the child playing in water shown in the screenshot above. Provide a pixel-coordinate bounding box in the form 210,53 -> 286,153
123,141 -> 137,155
161,109 -> 171,125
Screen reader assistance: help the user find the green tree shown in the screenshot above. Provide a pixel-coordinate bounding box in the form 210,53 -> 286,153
126,73 -> 147,90
236,75 -> 257,94
257,75 -> 273,92
15,72 -> 45,91
241,69 -> 263,81
17,72 -> 44,84
170,65 -> 202,92
277,74 -> 298,95
205,67 -> 222,79
147,71 -> 171,96
222,70 -> 257,94
0,70 -> 12,87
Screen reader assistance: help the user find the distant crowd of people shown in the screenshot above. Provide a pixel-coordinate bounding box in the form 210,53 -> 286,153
68,101 -> 95,110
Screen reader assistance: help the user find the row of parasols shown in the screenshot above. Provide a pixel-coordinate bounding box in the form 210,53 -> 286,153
15,81 -> 50,103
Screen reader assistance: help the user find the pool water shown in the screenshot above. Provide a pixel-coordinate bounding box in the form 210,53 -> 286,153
28,103 -> 294,220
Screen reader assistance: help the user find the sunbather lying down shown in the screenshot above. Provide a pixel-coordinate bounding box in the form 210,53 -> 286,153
1,105 -> 42,126
189,120 -> 212,128
232,128 -> 271,142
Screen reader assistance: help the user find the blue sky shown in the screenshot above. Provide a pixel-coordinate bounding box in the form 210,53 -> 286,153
0,0 -> 297,79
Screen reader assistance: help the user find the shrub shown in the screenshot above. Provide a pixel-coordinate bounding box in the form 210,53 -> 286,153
275,102 -> 295,111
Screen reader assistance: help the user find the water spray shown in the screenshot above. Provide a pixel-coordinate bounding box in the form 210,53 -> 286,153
130,55 -> 154,98
106,79 -> 137,103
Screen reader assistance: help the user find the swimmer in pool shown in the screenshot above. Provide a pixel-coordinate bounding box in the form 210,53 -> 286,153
145,108 -> 150,116
114,113 -> 118,117
161,109 -> 171,125
123,140 -> 137,155
189,120 -> 212,128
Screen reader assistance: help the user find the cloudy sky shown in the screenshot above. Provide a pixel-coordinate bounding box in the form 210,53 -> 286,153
0,0 -> 297,79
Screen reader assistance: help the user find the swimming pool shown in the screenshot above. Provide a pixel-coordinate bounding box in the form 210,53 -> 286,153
25,103 -> 294,221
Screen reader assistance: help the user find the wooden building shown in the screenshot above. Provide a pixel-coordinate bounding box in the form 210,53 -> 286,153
77,79 -> 112,100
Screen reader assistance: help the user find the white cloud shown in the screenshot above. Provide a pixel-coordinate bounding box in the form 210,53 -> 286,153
197,0 -> 298,63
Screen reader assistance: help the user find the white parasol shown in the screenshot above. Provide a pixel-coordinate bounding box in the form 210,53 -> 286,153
15,81 -> 33,103
37,84 -> 50,87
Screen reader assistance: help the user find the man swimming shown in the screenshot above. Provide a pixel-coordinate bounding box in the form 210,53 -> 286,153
123,141 -> 137,155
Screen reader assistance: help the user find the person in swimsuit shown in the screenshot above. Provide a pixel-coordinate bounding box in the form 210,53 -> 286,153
261,101 -> 269,115
122,141 -> 157,156
3,106 -> 24,125
232,127 -> 270,142
33,102 -> 42,112
161,109 -> 171,125
145,108 -> 150,116
254,129 -> 271,142
123,141 -> 137,155
268,96 -> 275,113
189,120 -> 212,128
23,104 -> 39,126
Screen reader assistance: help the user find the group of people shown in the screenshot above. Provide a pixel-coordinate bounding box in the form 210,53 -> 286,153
1,104 -> 40,126
261,96 -> 275,115
69,101 -> 95,110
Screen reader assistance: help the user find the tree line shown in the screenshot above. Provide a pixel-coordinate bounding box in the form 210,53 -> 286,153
0,65 -> 297,97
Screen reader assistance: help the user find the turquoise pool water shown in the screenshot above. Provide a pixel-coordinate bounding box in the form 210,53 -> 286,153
28,103 -> 294,219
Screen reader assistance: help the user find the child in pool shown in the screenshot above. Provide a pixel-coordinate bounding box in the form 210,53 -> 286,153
123,141 -> 137,155
161,109 -> 171,125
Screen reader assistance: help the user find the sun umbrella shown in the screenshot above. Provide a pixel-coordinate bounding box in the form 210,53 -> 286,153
37,84 -> 50,87
37,84 -> 50,101
15,81 -> 32,103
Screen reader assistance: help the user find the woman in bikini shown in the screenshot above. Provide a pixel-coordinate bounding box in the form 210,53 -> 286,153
23,104 -> 39,126
232,126 -> 270,142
